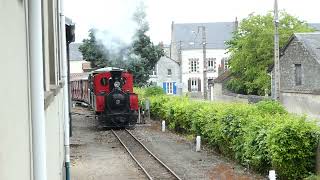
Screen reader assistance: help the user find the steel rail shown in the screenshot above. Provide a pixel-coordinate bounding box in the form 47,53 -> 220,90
111,130 -> 153,180
125,129 -> 182,180
111,129 -> 182,180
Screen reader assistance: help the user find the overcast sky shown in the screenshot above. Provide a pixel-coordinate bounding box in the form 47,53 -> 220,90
65,0 -> 320,44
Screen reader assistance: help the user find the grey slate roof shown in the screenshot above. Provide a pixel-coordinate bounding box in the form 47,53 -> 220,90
172,22 -> 236,50
65,17 -> 73,25
69,43 -> 83,61
295,32 -> 320,64
309,23 -> 320,31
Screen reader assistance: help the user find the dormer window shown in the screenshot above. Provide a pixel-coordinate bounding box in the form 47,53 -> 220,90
168,69 -> 172,76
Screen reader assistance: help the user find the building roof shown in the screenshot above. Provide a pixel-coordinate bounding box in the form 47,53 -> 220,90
69,43 -> 83,61
65,17 -> 73,25
172,22 -> 236,50
93,67 -> 124,73
214,70 -> 232,83
268,32 -> 320,73
291,32 -> 320,64
70,73 -> 90,81
309,23 -> 320,31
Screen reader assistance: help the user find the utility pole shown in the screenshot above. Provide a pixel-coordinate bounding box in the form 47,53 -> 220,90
199,26 -> 207,99
178,40 -> 183,95
274,0 -> 280,101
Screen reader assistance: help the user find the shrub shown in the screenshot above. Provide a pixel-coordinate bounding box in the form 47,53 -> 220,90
267,115 -> 320,179
147,95 -> 320,179
144,86 -> 165,97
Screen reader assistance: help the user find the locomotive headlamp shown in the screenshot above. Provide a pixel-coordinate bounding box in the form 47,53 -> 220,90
114,81 -> 120,88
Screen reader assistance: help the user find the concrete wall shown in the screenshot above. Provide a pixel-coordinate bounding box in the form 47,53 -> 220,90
0,1 -> 67,180
0,1 -> 32,180
45,90 -> 66,180
181,49 -> 229,93
281,92 -> 320,120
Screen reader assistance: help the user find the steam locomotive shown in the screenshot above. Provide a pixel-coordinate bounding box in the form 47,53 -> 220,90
90,67 -> 139,128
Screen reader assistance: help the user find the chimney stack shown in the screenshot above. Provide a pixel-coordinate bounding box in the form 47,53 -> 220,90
234,17 -> 239,32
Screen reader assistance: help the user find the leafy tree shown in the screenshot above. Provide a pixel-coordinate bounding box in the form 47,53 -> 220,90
226,12 -> 315,95
79,29 -> 110,68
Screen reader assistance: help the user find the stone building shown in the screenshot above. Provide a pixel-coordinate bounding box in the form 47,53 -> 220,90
149,56 -> 181,95
272,32 -> 320,119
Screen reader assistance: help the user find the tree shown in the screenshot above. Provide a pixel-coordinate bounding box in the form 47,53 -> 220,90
78,4 -> 163,86
127,4 -> 164,86
79,29 -> 110,68
226,12 -> 315,95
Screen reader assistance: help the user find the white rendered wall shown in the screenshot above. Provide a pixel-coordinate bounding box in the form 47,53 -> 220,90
181,49 -> 229,93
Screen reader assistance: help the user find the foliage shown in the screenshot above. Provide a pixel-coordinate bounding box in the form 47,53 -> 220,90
226,12 -> 315,95
146,96 -> 320,179
255,99 -> 287,115
79,29 -> 110,68
144,86 -> 165,97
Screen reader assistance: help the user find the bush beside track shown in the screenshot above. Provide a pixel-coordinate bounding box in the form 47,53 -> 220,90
135,87 -> 320,179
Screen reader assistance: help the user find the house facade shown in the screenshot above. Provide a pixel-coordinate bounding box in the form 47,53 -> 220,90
149,56 -> 181,95
273,33 -> 320,119
0,1 -> 70,180
170,21 -> 236,97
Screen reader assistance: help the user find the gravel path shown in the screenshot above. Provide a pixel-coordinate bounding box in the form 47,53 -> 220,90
132,120 -> 266,180
70,107 -> 146,180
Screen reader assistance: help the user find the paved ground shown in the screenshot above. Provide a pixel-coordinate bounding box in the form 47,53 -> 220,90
70,106 -> 266,180
70,107 -> 146,180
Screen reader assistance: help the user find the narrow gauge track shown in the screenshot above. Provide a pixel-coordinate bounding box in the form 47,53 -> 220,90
111,129 -> 182,180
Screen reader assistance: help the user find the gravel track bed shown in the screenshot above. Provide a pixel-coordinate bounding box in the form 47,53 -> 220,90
131,120 -> 266,180
113,130 -> 178,180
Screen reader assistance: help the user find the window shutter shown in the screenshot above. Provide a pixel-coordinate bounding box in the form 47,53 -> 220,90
163,82 -> 167,94
188,79 -> 191,92
198,78 -> 201,92
173,82 -> 177,94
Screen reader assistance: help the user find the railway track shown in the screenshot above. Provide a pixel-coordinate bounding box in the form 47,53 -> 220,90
111,129 -> 182,180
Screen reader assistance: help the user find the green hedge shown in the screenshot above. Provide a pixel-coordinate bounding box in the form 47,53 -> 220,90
146,95 -> 320,179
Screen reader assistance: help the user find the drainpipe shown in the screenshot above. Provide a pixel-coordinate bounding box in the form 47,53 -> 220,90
28,0 -> 48,180
59,0 -> 71,179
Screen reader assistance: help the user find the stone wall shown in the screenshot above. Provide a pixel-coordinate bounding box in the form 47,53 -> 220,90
211,82 -> 269,103
280,38 -> 320,91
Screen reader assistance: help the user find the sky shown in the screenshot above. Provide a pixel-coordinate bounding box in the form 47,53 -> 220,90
65,0 -> 320,44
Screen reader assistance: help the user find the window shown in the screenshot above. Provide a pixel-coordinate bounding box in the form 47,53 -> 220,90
191,79 -> 198,91
189,58 -> 199,73
207,58 -> 216,72
188,78 -> 201,92
166,82 -> 173,94
168,69 -> 172,76
224,59 -> 229,70
150,66 -> 157,76
295,64 -> 302,86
